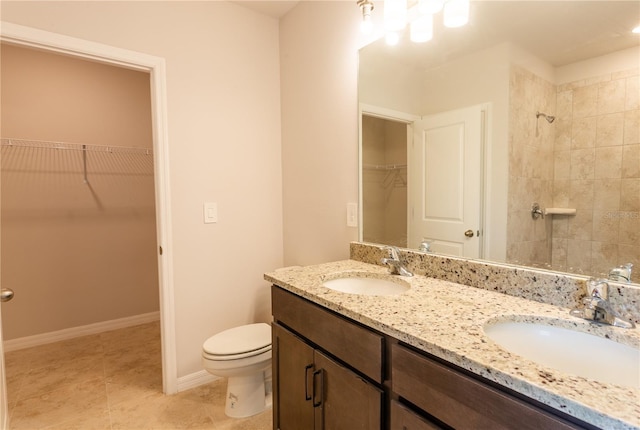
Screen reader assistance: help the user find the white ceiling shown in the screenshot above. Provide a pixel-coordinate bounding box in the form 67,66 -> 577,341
233,1 -> 300,19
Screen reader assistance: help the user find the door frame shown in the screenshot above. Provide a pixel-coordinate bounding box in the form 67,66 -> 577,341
358,104 -> 419,243
359,102 -> 490,256
0,22 -> 178,394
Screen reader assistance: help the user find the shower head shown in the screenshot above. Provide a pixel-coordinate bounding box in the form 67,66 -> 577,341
536,111 -> 555,123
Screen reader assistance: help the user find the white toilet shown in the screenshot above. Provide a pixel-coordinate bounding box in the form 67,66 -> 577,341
202,322 -> 273,418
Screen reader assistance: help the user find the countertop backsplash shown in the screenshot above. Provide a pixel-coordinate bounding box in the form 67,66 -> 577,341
350,242 -> 640,325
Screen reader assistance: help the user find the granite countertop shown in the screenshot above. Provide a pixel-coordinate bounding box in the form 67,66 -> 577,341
265,259 -> 640,430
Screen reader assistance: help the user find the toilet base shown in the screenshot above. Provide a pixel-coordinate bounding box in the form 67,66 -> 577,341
224,372 -> 271,418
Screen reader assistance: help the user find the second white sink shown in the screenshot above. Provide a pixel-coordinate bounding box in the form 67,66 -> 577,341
322,272 -> 410,296
484,321 -> 640,388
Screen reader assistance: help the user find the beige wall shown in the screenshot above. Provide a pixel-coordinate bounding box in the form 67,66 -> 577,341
280,1 -> 364,266
1,44 -> 158,339
2,1 -> 283,378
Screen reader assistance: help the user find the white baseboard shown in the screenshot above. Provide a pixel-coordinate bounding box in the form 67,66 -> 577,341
177,370 -> 219,392
3,311 -> 160,352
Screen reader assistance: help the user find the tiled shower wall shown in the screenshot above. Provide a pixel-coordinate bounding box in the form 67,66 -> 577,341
507,64 -> 640,283
506,65 -> 556,267
551,68 -> 639,282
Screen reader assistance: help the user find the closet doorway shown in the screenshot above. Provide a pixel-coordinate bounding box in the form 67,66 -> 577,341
0,23 -> 175,407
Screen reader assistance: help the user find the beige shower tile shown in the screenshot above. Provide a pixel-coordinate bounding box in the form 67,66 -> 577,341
596,112 -> 624,147
624,109 -> 640,145
568,180 -> 594,209
594,146 -> 623,179
554,117 -> 572,151
598,79 -> 626,115
552,217 -> 569,239
593,179 -> 621,210
9,378 -> 109,430
570,149 -> 595,180
551,238 -> 568,269
572,85 -> 598,118
626,76 -> 640,110
567,239 -> 593,276
552,180 -> 570,207
591,242 -> 620,279
620,178 -> 640,211
622,144 -> 640,178
556,90 -> 573,118
554,150 -> 571,180
567,210 -> 593,240
592,211 -> 620,243
571,117 -> 597,149
619,215 -> 640,246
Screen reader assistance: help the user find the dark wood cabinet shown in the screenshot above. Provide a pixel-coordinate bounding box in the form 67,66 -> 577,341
271,285 -> 594,430
392,344 -> 587,430
272,322 -> 382,430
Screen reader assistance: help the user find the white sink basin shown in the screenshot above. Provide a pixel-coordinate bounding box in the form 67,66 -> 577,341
322,273 -> 410,296
484,321 -> 640,388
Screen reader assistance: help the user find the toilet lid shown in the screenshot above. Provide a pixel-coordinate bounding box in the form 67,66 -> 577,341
203,323 -> 271,356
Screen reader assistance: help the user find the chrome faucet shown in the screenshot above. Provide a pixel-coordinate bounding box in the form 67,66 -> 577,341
381,246 -> 413,277
608,263 -> 633,283
569,279 -> 635,328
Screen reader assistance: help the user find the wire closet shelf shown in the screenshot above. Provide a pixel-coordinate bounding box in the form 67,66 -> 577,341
1,137 -> 154,185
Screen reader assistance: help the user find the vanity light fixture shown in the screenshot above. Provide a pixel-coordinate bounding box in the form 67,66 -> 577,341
358,0 -> 470,44
633,25 -> 640,34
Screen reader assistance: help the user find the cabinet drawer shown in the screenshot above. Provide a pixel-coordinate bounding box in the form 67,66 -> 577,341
392,344 -> 583,430
272,286 -> 384,383
390,400 -> 442,430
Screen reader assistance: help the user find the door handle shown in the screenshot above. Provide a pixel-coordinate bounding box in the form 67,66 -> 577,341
464,229 -> 474,238
1,288 -> 14,302
312,368 -> 324,407
304,364 -> 314,401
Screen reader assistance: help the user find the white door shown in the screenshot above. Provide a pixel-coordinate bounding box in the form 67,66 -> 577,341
408,104 -> 484,258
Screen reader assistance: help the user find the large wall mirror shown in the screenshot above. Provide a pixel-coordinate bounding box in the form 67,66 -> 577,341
358,1 -> 640,284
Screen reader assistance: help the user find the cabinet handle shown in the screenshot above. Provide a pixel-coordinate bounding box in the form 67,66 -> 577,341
312,368 -> 324,407
304,364 -> 314,401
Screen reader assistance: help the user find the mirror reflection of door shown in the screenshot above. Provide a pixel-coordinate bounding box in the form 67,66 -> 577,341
361,115 -> 409,248
408,104 -> 486,259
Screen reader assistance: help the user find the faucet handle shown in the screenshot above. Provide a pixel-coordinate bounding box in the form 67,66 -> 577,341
587,278 -> 609,300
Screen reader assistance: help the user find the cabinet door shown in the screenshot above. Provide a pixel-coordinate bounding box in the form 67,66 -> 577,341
313,350 -> 382,430
273,323 -> 315,430
390,400 -> 443,430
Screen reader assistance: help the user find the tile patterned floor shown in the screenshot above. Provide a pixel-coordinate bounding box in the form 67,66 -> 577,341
4,322 -> 272,429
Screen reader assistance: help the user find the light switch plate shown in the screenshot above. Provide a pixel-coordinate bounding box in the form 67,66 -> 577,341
347,202 -> 358,227
204,202 -> 218,224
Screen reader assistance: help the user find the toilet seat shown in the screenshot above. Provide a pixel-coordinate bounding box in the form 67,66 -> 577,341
203,323 -> 271,361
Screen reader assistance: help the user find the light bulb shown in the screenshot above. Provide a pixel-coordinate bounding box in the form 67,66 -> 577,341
384,0 -> 407,32
385,31 -> 401,46
443,0 -> 469,28
418,0 -> 444,15
360,2 -> 374,34
633,25 -> 640,34
410,14 -> 433,43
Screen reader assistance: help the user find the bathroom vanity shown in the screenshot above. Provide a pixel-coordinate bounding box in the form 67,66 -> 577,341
266,246 -> 640,430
